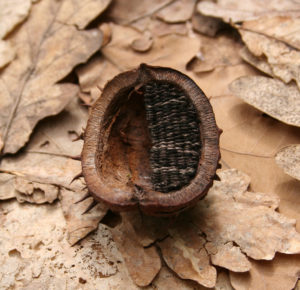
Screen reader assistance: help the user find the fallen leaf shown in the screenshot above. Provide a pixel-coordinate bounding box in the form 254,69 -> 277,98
56,0 -> 112,29
111,214 -> 161,287
0,0 -> 102,154
149,19 -> 188,37
0,40 -> 15,69
241,16 -> 300,50
0,173 -> 15,200
131,32 -> 153,52
99,22 -> 112,47
77,23 -> 199,102
239,29 -> 300,89
275,145 -> 300,181
14,177 -> 59,204
60,187 -> 108,246
240,46 -> 273,76
101,23 -> 199,72
104,169 -> 300,288
76,54 -> 120,102
0,0 -> 31,39
209,242 -> 251,272
192,12 -> 223,37
190,169 -> 300,260
229,76 -> 300,127
230,254 -> 300,290
197,0 -> 300,24
0,201 -> 127,289
107,0 -> 172,25
0,99 -> 87,188
156,0 -> 195,23
158,225 -> 217,288
216,270 -> 234,290
151,265 -> 202,290
186,33 -> 243,73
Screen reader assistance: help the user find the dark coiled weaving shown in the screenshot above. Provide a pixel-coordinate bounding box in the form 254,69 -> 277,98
144,81 -> 201,193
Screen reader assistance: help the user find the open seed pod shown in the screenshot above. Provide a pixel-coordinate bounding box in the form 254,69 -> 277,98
81,64 -> 221,216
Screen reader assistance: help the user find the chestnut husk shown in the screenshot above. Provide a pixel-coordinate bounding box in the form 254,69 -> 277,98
81,64 -> 221,216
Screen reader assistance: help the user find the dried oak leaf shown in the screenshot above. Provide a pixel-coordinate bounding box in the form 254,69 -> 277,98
107,0 -> 172,25
107,169 -> 300,288
158,224 -> 217,288
55,0 -> 112,29
239,29 -> 300,89
0,40 -> 15,69
230,254 -> 300,290
0,0 -> 102,154
0,173 -> 15,200
0,98 -> 104,244
275,145 -> 300,181
111,214 -> 161,287
77,23 -> 199,103
197,0 -> 300,24
0,201 -> 124,289
240,46 -> 274,76
102,23 -> 199,71
188,169 -> 300,259
156,0 -> 196,23
241,16 -> 300,50
0,99 -> 86,187
0,0 -> 31,39
14,177 -> 59,204
192,12 -> 223,37
131,32 -> 153,52
229,76 -> 300,127
151,265 -> 202,290
186,33 -> 243,73
60,187 -> 108,246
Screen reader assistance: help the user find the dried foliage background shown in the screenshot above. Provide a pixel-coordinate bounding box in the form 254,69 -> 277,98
1,0 -> 300,289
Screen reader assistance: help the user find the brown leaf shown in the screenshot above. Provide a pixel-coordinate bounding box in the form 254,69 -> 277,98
190,169 -> 300,260
158,226 -> 217,288
239,29 -> 300,89
107,0 -> 172,25
152,265 -> 203,290
186,33 -> 243,73
241,16 -> 300,50
0,40 -> 15,69
216,270 -> 234,290
0,0 -> 31,39
101,23 -> 199,72
60,188 -> 108,246
55,0 -> 112,29
107,169 -> 300,288
77,23 -> 199,102
197,0 -> 300,24
149,19 -> 188,37
275,144 -> 300,181
0,0 -> 102,154
240,46 -> 274,76
230,254 -> 300,290
192,12 -> 223,37
76,54 -> 120,101
0,99 -> 87,188
14,177 -> 59,204
131,32 -> 153,52
111,214 -> 161,287
211,92 -> 300,237
156,0 -> 196,23
0,201 -> 125,289
0,173 -> 16,200
229,76 -> 300,127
